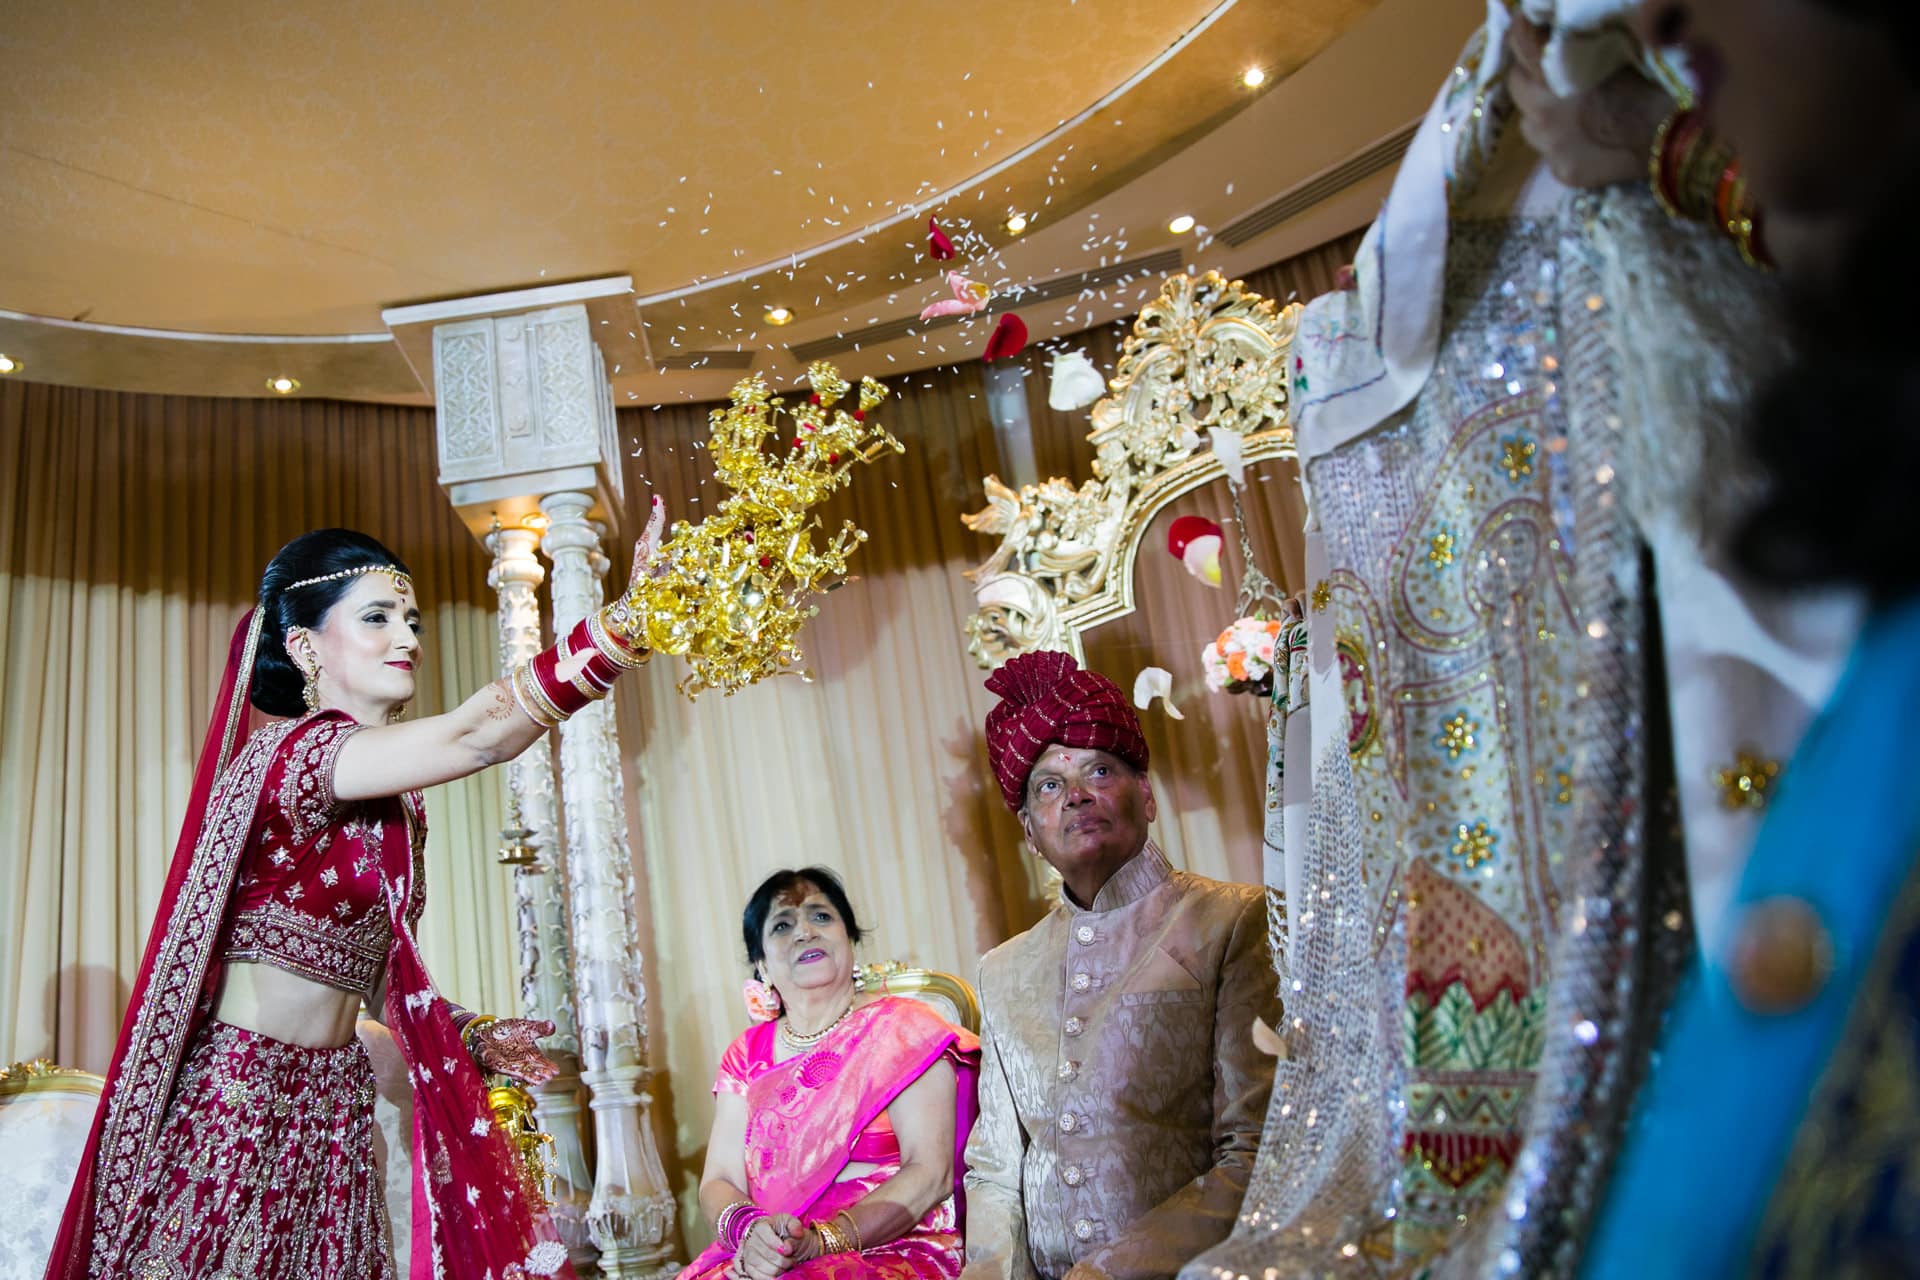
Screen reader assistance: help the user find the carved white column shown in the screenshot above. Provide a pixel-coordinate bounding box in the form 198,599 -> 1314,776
487,524 -> 598,1269
542,490 -> 679,1279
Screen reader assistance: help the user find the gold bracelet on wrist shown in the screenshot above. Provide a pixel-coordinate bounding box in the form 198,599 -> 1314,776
511,662 -> 566,727
589,606 -> 650,669
811,1218 -> 850,1255
461,1014 -> 499,1060
835,1209 -> 863,1252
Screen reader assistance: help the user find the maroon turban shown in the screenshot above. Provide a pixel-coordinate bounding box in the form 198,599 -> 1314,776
983,650 -> 1149,811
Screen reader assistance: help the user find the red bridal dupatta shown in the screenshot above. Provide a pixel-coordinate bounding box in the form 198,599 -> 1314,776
684,996 -> 981,1278
44,610 -> 573,1280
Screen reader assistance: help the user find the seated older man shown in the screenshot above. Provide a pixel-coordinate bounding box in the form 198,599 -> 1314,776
963,651 -> 1281,1280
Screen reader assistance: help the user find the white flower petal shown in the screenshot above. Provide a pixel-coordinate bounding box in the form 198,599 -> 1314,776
1209,427 -> 1246,486
1132,666 -> 1186,720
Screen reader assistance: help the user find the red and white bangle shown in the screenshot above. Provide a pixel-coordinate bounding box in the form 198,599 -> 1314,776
511,611 -> 650,729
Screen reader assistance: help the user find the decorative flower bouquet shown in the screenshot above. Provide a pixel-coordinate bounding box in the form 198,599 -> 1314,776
1202,617 -> 1285,698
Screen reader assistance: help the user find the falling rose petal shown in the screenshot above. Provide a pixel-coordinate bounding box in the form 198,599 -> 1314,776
1048,349 -> 1105,411
928,216 -> 955,261
982,312 -> 1028,362
1209,426 -> 1246,486
1252,1016 -> 1289,1059
1182,535 -> 1224,587
1166,514 -> 1223,560
1132,666 -> 1187,720
919,271 -> 992,321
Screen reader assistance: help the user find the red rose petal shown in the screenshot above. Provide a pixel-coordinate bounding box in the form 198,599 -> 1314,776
928,217 -> 955,261
982,312 -> 1028,363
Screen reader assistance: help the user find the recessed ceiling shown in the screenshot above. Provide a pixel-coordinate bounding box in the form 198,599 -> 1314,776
0,0 -> 1491,401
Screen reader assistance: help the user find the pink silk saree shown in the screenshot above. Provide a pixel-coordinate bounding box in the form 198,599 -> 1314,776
683,996 -> 980,1280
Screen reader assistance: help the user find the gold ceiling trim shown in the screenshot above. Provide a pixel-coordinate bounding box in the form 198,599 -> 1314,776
961,269 -> 1298,667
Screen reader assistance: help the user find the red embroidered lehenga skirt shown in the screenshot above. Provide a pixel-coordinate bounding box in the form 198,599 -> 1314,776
107,1020 -> 394,1279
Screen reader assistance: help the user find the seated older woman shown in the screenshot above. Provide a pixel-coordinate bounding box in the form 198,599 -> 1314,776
682,866 -> 980,1280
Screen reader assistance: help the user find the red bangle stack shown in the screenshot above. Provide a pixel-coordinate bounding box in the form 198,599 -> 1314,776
511,608 -> 652,728
1650,107 -> 1771,268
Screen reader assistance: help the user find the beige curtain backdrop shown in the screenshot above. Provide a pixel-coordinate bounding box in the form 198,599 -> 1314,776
0,231 -> 1358,1251
615,249 -> 1341,1242
0,380 -> 516,1076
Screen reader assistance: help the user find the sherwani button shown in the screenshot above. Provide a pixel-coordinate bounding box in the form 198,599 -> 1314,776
1058,1111 -> 1078,1133
1076,924 -> 1095,944
1064,1016 -> 1084,1036
1071,972 -> 1092,992
1057,1060 -> 1079,1081
1073,1218 -> 1094,1242
1730,895 -> 1834,1014
1062,1164 -> 1085,1186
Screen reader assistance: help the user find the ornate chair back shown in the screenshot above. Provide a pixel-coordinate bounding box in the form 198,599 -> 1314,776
0,1059 -> 105,1280
855,962 -> 981,1035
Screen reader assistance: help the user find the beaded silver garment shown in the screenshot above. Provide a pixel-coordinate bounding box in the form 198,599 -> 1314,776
1187,190 -> 1699,1278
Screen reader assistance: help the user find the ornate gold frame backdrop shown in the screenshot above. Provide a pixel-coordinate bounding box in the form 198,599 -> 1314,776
961,271 -> 1300,665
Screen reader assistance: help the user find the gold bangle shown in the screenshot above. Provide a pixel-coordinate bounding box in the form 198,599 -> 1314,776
835,1209 -> 864,1252
513,662 -> 568,727
589,607 -> 650,669
811,1218 -> 849,1255
570,666 -> 612,702
509,665 -> 559,728
462,1014 -> 498,1059
1648,108 -> 1681,218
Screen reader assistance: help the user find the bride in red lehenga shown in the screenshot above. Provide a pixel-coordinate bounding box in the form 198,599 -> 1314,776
45,515 -> 660,1280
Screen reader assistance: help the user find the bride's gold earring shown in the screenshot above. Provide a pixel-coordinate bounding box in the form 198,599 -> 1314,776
294,637 -> 321,713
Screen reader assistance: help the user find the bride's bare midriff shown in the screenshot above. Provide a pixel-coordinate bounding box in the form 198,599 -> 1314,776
213,960 -> 365,1049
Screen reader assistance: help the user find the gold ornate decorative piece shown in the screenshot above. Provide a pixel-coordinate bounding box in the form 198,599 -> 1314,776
496,796 -> 541,869
853,961 -> 982,1035
961,271 -> 1299,666
621,360 -> 903,697
484,1075 -> 558,1206
0,1059 -> 104,1097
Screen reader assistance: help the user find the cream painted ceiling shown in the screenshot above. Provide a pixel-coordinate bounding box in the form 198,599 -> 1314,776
0,0 -> 1480,401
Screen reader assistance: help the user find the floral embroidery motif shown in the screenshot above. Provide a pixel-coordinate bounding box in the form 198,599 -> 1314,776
1499,434 -> 1536,484
1713,750 -> 1781,811
320,866 -> 339,888
1451,820 -> 1497,869
1428,527 -> 1457,568
1435,712 -> 1478,760
1311,579 -> 1333,613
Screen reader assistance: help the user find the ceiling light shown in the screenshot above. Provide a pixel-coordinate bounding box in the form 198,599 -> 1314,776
522,512 -> 551,532
1168,215 -> 1196,235
1242,66 -> 1268,88
0,354 -> 19,375
765,306 -> 795,326
266,375 -> 300,395
1005,213 -> 1029,234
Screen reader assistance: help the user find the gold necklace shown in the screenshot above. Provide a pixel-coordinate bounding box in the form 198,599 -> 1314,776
780,1001 -> 854,1049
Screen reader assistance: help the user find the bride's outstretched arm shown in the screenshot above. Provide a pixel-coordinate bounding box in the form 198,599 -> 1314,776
335,498 -> 664,801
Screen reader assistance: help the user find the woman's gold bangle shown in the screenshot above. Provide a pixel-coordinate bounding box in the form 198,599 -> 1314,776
835,1209 -> 863,1252
461,1014 -> 498,1059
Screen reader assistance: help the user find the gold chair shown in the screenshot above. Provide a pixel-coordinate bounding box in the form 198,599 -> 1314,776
1,1059 -> 106,1280
855,962 -> 981,1036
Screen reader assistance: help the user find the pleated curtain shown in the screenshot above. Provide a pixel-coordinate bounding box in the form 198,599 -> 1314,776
0,226 -> 1360,1246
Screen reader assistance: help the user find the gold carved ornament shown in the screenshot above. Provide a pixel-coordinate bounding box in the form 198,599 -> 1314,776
961,271 -> 1299,667
618,360 -> 904,698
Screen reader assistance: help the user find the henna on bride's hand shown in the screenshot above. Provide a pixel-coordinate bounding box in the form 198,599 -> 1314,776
475,1017 -> 560,1084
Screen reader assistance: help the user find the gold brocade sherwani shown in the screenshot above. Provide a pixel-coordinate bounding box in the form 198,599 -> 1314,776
963,844 -> 1280,1280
